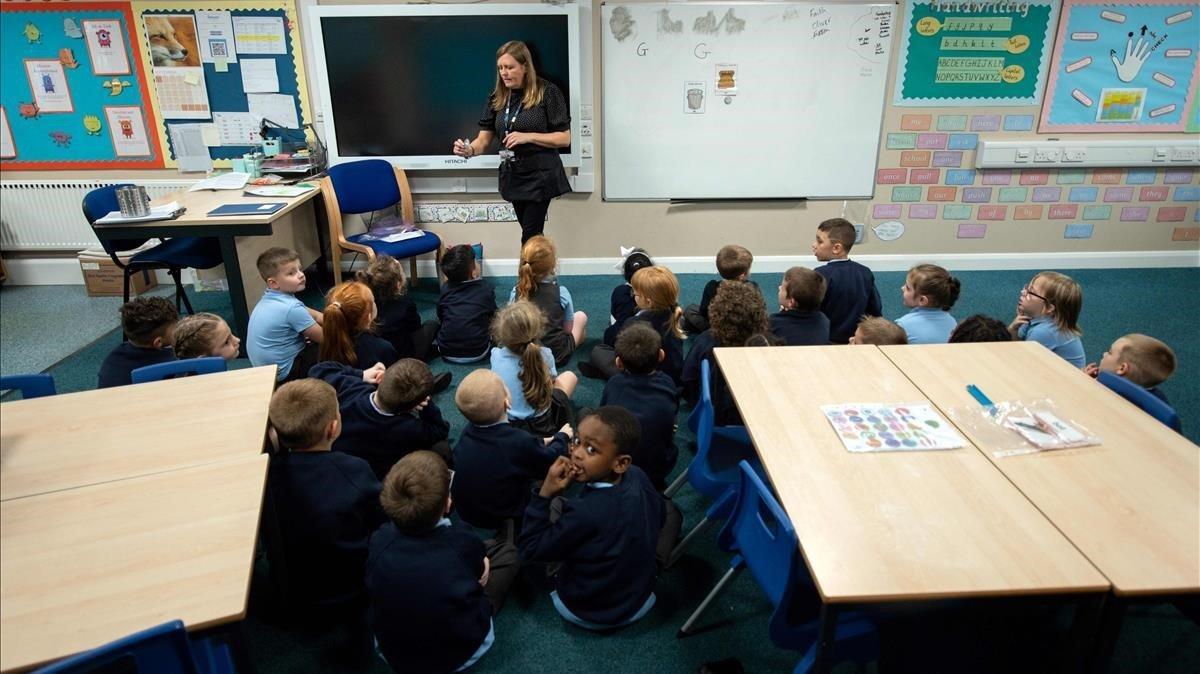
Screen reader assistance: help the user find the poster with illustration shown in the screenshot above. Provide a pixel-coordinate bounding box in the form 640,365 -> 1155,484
821,402 -> 967,452
894,0 -> 1060,106
143,14 -> 201,67
83,19 -> 131,75
1041,0 -> 1200,131
105,105 -> 152,156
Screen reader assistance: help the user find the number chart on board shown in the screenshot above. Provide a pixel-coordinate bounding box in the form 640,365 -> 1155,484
821,402 -> 967,452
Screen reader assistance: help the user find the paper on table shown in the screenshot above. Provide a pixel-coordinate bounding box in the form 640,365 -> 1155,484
189,172 -> 250,191
244,185 -> 314,197
95,201 -> 185,224
821,402 -> 967,452
199,123 -> 221,147
240,59 -> 279,93
196,11 -> 238,64
213,111 -> 262,146
168,123 -> 213,173
247,93 -> 298,129
233,16 -> 286,55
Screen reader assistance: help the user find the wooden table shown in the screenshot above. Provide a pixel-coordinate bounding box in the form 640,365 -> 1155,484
714,345 -> 1109,671
91,187 -> 323,351
1,366 -> 276,501
0,455 -> 268,673
881,342 -> 1199,668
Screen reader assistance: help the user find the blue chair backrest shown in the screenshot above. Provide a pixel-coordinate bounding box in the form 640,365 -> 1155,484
82,184 -> 151,255
722,460 -> 797,607
0,373 -> 56,400
327,159 -> 401,214
34,620 -> 200,674
1096,371 -> 1181,432
131,357 -> 227,384
688,359 -> 739,501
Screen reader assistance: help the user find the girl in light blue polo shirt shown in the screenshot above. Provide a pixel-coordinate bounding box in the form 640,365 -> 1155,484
895,263 -> 961,344
1008,271 -> 1086,368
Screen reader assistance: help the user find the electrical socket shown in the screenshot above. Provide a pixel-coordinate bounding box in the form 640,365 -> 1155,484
1063,148 -> 1087,162
1034,147 -> 1061,162
1171,146 -> 1199,162
580,121 -> 593,137
581,142 -> 593,158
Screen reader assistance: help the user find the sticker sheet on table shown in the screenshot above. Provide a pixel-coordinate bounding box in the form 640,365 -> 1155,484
821,403 -> 967,453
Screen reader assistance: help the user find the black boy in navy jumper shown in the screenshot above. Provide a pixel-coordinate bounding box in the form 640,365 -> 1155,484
266,379 -> 383,607
600,322 -> 679,490
310,358 -> 451,480
367,451 -> 518,673
97,296 -> 178,388
451,369 -> 569,530
770,266 -> 831,346
519,407 -> 666,628
436,244 -> 497,362
812,218 -> 882,344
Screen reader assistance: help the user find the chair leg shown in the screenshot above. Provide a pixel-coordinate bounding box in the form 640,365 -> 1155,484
677,562 -> 743,637
409,256 -> 419,289
664,467 -> 689,498
169,269 -> 194,315
332,245 -> 343,285
122,268 -> 133,305
667,514 -> 716,568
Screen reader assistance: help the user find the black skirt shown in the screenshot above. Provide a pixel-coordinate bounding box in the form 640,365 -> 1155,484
499,149 -> 572,203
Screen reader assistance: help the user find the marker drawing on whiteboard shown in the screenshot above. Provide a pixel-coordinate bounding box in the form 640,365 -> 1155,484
1065,57 -> 1092,73
1152,72 -> 1176,87
872,220 -> 905,242
1072,89 -> 1094,107
1149,103 -> 1176,117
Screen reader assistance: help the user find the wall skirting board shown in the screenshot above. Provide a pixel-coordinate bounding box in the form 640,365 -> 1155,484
3,250 -> 1197,286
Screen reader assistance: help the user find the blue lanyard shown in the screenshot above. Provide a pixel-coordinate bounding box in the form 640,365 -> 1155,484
503,93 -> 522,136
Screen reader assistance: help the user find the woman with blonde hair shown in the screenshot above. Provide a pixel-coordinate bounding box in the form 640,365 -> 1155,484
511,235 -> 587,366
451,40 -> 572,244
583,266 -> 685,384
490,301 -> 577,437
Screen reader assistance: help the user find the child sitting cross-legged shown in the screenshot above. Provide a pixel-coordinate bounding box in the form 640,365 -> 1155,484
600,322 -> 680,491
357,254 -> 439,361
310,358 -> 452,481
267,379 -> 383,608
452,369 -> 571,533
519,407 -> 669,631
510,236 -> 588,367
895,263 -> 961,344
247,247 -> 323,382
98,296 -> 179,388
490,301 -> 578,437
367,451 -> 518,673
813,218 -> 883,345
770,266 -> 831,346
682,244 -> 758,335
320,280 -> 398,370
586,266 -> 686,384
609,247 -> 653,326
1085,333 -> 1178,404
436,244 -> 498,364
682,280 -> 769,425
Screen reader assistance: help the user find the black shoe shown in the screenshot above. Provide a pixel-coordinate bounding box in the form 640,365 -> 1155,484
577,361 -> 604,379
431,372 -> 452,394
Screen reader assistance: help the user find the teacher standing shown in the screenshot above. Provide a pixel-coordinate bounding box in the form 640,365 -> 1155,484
453,41 -> 572,245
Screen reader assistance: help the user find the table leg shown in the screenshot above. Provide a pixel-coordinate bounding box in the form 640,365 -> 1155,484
1062,593 -> 1106,673
1088,594 -> 1126,674
219,236 -> 251,358
812,602 -> 839,674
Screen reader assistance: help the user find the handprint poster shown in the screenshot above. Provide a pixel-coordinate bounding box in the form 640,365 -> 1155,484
1041,0 -> 1200,132
893,0 -> 1061,106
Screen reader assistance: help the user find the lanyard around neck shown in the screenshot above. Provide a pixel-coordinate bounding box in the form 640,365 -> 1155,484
503,92 -> 523,136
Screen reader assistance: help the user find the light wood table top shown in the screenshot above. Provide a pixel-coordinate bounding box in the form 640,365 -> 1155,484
714,345 -> 1108,604
0,454 -> 268,673
881,342 -> 1200,596
157,183 -> 320,226
1,366 -> 276,501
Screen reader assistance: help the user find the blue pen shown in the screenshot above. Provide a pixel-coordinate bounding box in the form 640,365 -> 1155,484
966,384 -> 994,408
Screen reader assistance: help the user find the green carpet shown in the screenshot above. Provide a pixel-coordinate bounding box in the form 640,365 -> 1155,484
13,268 -> 1200,672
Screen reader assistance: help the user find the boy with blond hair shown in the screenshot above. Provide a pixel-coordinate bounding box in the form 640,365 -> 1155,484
849,316 -> 908,346
813,218 -> 882,345
1086,333 -> 1177,403
247,247 -> 324,381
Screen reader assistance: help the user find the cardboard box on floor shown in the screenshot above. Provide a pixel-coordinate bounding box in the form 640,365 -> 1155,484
78,250 -> 157,297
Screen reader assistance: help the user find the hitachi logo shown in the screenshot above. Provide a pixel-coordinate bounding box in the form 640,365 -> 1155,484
445,158 -> 468,164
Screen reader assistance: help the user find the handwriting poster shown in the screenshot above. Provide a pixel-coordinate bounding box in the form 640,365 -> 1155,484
1041,0 -> 1200,132
894,0 -> 1060,106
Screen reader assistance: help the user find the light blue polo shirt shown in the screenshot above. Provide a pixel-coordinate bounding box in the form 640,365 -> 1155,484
1019,315 -> 1086,368
247,289 -> 315,380
490,345 -> 557,419
895,307 -> 957,344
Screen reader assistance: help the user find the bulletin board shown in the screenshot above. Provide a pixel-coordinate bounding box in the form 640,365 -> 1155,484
131,0 -> 312,169
1040,0 -> 1200,132
0,1 -> 164,169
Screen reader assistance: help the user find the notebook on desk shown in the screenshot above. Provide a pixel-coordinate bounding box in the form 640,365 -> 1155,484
206,202 -> 287,217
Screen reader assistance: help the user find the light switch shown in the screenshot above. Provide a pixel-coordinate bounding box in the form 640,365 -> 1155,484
1034,147 -> 1061,162
1063,148 -> 1087,162
1153,147 -> 1170,161
1015,148 -> 1032,162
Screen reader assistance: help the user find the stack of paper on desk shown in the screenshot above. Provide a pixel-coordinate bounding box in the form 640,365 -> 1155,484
94,202 -> 186,224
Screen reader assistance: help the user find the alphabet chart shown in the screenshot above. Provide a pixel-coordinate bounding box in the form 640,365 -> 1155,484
821,402 -> 967,452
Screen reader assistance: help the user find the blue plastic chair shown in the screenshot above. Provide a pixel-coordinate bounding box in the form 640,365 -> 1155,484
665,359 -> 762,567
679,462 -> 879,673
131,357 -> 227,384
82,184 -> 223,312
1096,371 -> 1181,433
320,160 -> 442,286
0,373 -> 57,399
33,619 -> 234,674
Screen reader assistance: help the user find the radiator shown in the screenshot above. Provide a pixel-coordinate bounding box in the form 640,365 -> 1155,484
0,180 -> 194,251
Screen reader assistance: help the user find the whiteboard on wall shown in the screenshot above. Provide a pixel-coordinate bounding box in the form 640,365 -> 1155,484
602,2 -> 894,200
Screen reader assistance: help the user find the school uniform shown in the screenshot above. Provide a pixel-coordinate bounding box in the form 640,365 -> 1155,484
247,289 -> 316,380
683,279 -> 761,334
491,346 -> 573,437
601,371 -> 680,490
351,331 -> 398,369
436,278 -> 497,362
610,284 -> 637,325
1147,386 -> 1170,405
816,259 -> 883,345
97,342 -> 175,388
310,361 -> 451,480
769,309 -> 831,346
452,423 -> 569,530
367,520 -> 493,673
519,466 -> 664,627
268,450 -> 382,606
681,330 -> 740,425
1018,316 -> 1086,368
509,277 -> 577,366
599,309 -> 684,385
374,296 -> 425,359
896,308 -> 957,345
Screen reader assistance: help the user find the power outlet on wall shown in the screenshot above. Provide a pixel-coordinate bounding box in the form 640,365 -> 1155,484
1034,147 -> 1061,163
1063,148 -> 1087,162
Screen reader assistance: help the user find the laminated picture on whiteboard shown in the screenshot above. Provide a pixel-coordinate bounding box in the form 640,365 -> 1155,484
714,63 -> 738,96
683,81 -> 705,114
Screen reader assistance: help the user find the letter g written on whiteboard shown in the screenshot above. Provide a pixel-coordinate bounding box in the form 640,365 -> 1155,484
636,42 -> 647,56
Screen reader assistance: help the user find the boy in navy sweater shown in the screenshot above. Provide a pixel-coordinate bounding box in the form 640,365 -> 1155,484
682,244 -> 758,335
97,296 -> 178,388
600,322 -> 679,490
452,369 -> 570,531
267,379 -> 383,607
519,407 -> 666,630
770,266 -> 831,346
310,358 -> 451,480
367,451 -> 518,673
812,218 -> 882,345
436,244 -> 497,363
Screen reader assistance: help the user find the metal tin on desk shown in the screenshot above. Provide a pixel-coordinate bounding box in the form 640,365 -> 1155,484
115,185 -> 150,217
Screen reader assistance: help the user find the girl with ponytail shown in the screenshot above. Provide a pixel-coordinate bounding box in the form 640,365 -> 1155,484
511,235 -> 588,366
583,265 -> 686,385
490,301 -> 577,436
319,281 -> 398,369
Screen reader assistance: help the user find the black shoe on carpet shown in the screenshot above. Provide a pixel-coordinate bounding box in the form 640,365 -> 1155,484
577,361 -> 604,379
431,371 -> 452,394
